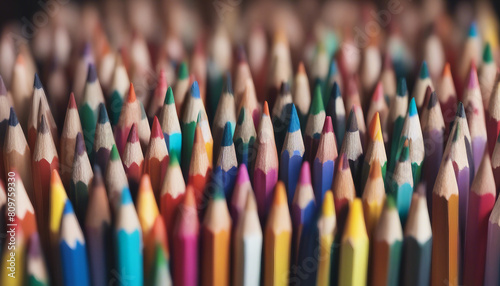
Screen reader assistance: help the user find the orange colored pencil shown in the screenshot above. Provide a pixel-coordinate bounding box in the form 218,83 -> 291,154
188,114 -> 212,207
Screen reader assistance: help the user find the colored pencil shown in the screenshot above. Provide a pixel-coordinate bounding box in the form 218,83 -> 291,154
122,124 -> 144,200
445,102 -> 473,254
144,117 -> 169,203
11,54 -> 32,130
292,62 -> 311,127
485,189 -> 500,285
70,133 -> 93,224
115,83 -> 151,154
93,103 -> 116,174
291,162 -> 316,267
272,82 -> 293,153
233,90 -> 257,170
458,22 -> 482,83
333,153 -> 356,235
371,196 -> 403,286
267,29 -> 292,109
487,72 -> 500,155
0,76 -> 10,182
173,61 -> 190,115
230,164 -> 253,226
159,86 -> 182,164
390,138 -> 414,226
313,116 -> 337,206
463,152 -> 496,286
60,93 -> 83,189
215,122 -> 238,199
79,63 -> 105,155
233,190 -> 262,286
201,185 -> 231,286
325,82 -> 345,148
362,161 -> 385,238
26,232 -> 49,286
107,51 -> 130,125
13,170 -> 37,239
1,221 -> 25,286
115,187 -> 143,286
387,77 -> 408,173
315,190 -> 336,286
160,151 -> 186,252
105,144 -> 128,213
420,91 -> 445,199
361,112 -> 387,191
401,188 -> 432,286
264,181 -> 292,286
181,81 -> 212,177
344,76 -> 366,147
172,186 -> 199,286
28,73 -> 58,152
412,61 -> 434,110
234,45 -> 253,110
326,60 -> 342,99
463,63 -> 487,174
212,73 -> 236,164
49,170 -> 68,286
59,201 -> 90,286
4,108 -> 33,201
479,43 -> 496,108
254,102 -> 279,223
147,69 -> 168,120
32,115 -> 59,241
339,109 -> 364,195
366,82 -> 389,144
137,174 -> 162,282
304,86 -> 325,164
431,157 -> 459,286
149,223 -> 172,285
72,43 -> 94,105
397,98 -> 425,186
437,63 -> 458,134
188,114 -> 212,207
85,166 -> 112,286
338,198 -> 369,286
280,104 -> 304,203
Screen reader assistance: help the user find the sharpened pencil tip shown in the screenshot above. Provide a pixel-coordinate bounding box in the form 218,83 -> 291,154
38,115 -> 49,134
110,145 -> 120,160
98,103 -> 109,124
34,73 -> 43,89
288,104 -> 300,133
87,63 -> 98,83
419,61 -> 429,79
347,109 -> 358,132
75,133 -> 86,155
221,122 -> 233,147
178,62 -> 188,79
409,98 -> 417,116
223,72 -> 233,94
9,107 -> 18,126
190,81 -> 200,99
428,91 -> 438,109
273,181 -> 287,205
127,124 -> 139,143
164,87 -> 174,105
151,116 -> 163,139
397,77 -> 407,97
456,102 -> 466,118
121,187 -> 133,205
299,161 -> 311,184
483,43 -> 493,63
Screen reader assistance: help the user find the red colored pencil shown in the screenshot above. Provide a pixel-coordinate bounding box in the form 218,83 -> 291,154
463,152 -> 496,286
144,117 -> 169,203
32,115 -> 59,242
188,114 -> 212,208
122,123 -> 144,200
487,72 -> 500,155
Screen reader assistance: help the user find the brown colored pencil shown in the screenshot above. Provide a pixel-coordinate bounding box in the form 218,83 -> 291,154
60,93 -> 82,190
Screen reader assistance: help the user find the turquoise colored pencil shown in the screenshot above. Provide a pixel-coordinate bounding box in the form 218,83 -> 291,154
159,86 -> 182,165
390,138 -> 413,226
59,201 -> 90,286
279,104 -> 304,204
115,188 -> 143,286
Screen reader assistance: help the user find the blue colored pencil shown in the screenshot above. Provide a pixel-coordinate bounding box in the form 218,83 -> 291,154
59,200 -> 90,286
280,104 -> 305,205
313,116 -> 337,207
215,122 -> 238,200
